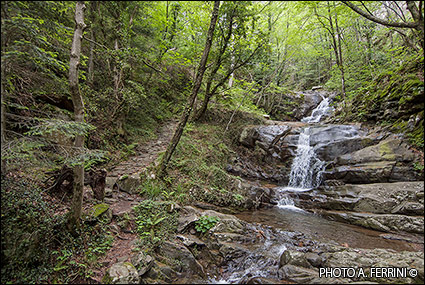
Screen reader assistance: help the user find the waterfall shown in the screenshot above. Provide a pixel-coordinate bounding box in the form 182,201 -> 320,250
278,95 -> 331,208
287,127 -> 325,189
301,95 -> 334,123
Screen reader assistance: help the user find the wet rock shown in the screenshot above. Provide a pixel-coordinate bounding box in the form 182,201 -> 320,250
307,182 -> 424,216
276,246 -> 424,284
103,262 -> 140,284
323,247 -> 424,283
318,210 -> 424,234
304,252 -> 323,268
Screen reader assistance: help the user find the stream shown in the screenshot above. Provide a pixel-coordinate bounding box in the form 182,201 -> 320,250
209,92 -> 423,284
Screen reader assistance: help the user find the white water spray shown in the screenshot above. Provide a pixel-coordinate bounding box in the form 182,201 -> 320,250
301,96 -> 334,123
279,95 -> 332,208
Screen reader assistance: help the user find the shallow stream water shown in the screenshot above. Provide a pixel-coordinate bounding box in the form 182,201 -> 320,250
236,206 -> 423,253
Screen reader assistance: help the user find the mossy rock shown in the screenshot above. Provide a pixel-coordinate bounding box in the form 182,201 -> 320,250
103,262 -> 139,284
93,203 -> 109,217
85,203 -> 113,224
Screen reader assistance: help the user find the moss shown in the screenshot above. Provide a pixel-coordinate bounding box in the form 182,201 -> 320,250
123,262 -> 137,270
119,174 -> 129,181
92,203 -> 109,218
378,141 -> 396,160
408,122 -> 424,148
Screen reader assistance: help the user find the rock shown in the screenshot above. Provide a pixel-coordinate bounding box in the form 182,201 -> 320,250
105,187 -> 113,197
277,264 -> 320,283
115,174 -> 142,194
106,176 -> 117,189
324,139 -> 422,183
158,264 -> 177,283
130,253 -> 154,277
336,139 -> 415,165
318,210 -> 424,234
103,262 -> 140,284
177,206 -> 200,233
304,182 -> 424,216
202,210 -> 246,234
157,240 -> 205,276
323,247 -> 424,284
176,234 -> 206,248
85,203 -> 113,224
324,160 -> 397,183
279,250 -> 312,269
304,252 -> 323,268
105,197 -> 118,204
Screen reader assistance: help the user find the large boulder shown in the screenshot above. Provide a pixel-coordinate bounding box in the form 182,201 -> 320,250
115,174 -> 142,194
298,182 -> 424,215
277,247 -> 424,284
157,240 -> 205,276
324,139 -> 422,183
103,262 -> 140,284
293,182 -> 424,234
317,210 -> 424,234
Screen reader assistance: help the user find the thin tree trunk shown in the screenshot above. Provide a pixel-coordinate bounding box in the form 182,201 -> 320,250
157,1 -> 220,177
113,37 -> 120,100
88,29 -> 95,85
334,6 -> 346,100
1,2 -> 8,176
1,61 -> 6,176
68,1 -> 86,229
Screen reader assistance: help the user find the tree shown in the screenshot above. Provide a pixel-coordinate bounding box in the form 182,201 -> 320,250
314,1 -> 347,100
193,1 -> 266,121
68,1 -> 86,229
342,1 -> 424,49
157,1 -> 220,177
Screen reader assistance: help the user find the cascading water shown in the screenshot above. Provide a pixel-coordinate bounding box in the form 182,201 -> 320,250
301,95 -> 334,123
278,95 -> 332,208
287,127 -> 325,189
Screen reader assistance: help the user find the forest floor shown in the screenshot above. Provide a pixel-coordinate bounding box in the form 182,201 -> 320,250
90,119 -> 178,282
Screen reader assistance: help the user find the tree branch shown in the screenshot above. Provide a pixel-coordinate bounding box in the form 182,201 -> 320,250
342,1 -> 419,29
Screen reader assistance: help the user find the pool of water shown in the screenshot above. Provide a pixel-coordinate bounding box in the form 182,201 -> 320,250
236,206 -> 423,252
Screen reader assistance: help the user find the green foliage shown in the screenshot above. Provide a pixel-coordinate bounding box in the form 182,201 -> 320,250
139,179 -> 165,199
1,177 -> 57,284
413,162 -> 424,172
133,200 -> 178,251
25,118 -> 96,138
194,215 -> 220,233
1,174 -> 115,284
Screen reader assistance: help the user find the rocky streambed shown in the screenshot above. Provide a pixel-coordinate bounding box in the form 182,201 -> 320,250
102,91 -> 424,284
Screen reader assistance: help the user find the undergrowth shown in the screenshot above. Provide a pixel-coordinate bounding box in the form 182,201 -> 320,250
1,175 -> 115,284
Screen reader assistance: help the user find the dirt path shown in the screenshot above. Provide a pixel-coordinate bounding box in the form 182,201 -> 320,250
91,119 -> 178,282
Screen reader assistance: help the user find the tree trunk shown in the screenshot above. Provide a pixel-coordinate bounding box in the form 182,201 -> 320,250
68,1 -> 86,230
193,11 -> 235,121
334,6 -> 346,100
87,28 -> 95,85
1,3 -> 8,176
113,37 -> 121,100
157,1 -> 220,177
1,61 -> 6,176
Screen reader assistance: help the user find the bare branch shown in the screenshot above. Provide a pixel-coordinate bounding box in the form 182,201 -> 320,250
342,1 -> 419,29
